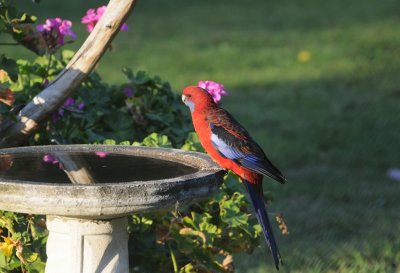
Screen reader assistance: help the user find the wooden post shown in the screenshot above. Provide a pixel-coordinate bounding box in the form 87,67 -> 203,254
0,0 -> 137,148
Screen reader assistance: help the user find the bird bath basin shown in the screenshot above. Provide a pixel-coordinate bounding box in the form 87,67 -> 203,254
0,145 -> 224,273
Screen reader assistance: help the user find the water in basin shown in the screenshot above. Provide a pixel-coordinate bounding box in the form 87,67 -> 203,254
0,151 -> 197,184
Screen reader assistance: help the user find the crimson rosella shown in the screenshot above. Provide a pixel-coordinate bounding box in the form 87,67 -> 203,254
182,86 -> 286,270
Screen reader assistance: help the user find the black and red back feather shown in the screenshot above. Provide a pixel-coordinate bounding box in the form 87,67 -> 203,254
206,107 -> 286,183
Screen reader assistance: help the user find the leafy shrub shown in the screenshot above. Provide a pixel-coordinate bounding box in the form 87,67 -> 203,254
2,50 -> 191,146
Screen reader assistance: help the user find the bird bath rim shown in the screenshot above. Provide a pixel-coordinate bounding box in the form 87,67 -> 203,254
0,144 -> 224,219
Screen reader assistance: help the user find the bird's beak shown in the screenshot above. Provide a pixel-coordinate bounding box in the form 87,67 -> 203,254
182,94 -> 194,112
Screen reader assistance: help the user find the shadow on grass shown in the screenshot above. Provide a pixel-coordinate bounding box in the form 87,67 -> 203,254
226,74 -> 400,272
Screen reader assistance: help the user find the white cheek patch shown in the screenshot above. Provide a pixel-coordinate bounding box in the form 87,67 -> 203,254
185,100 -> 195,112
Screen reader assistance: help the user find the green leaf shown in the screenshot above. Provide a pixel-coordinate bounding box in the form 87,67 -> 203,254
141,216 -> 153,226
139,133 -> 172,148
182,216 -> 196,229
0,252 -> 6,267
0,211 -> 16,233
181,132 -> 203,152
0,55 -> 17,82
4,5 -> 17,20
23,249 -> 39,263
61,50 -> 75,61
179,262 -> 195,273
144,112 -> 166,123
121,66 -> 134,80
103,139 -> 116,145
220,193 -> 249,228
135,71 -> 151,85
0,19 -> 6,32
17,12 -> 36,24
104,111 -> 134,133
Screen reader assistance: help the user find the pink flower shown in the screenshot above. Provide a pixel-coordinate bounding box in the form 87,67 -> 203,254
81,8 -> 100,32
198,80 -> 228,103
95,152 -> 109,158
43,154 -> 59,164
37,18 -> 76,49
59,20 -> 76,39
81,5 -> 129,33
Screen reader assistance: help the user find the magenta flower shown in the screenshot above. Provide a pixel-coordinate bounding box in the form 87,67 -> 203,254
43,154 -> 59,165
81,5 -> 129,33
95,152 -> 109,158
37,18 -> 76,50
198,80 -> 228,104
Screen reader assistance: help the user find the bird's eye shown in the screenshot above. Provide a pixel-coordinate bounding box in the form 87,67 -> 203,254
186,94 -> 192,98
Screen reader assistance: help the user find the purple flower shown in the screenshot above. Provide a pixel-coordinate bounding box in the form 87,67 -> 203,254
52,97 -> 85,123
123,87 -> 134,97
63,97 -> 75,107
37,18 -> 76,50
120,24 -> 129,31
81,5 -> 128,33
198,80 -> 228,104
76,102 -> 85,111
387,168 -> 400,181
52,109 -> 64,123
63,97 -> 85,110
43,79 -> 50,87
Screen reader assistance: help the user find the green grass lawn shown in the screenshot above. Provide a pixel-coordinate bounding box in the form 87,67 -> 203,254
4,0 -> 400,272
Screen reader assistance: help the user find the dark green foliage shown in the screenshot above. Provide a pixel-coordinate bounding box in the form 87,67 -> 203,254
0,0 -> 44,55
2,51 -> 192,147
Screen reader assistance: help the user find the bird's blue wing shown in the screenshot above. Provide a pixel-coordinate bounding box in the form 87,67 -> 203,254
210,126 -> 245,160
208,109 -> 286,183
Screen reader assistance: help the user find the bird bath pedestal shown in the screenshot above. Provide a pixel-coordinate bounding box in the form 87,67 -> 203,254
0,145 -> 224,273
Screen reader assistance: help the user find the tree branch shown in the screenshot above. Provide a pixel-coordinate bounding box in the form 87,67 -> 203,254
0,0 -> 137,148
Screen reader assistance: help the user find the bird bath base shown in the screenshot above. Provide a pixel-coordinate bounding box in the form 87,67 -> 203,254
46,216 -> 128,273
0,145 -> 224,273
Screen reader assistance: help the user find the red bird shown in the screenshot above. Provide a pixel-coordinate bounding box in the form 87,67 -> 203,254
182,86 -> 285,270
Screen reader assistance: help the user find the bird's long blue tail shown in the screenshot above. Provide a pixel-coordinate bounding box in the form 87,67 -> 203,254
244,180 -> 282,270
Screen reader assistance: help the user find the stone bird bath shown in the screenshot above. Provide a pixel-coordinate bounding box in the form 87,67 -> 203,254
0,145 -> 224,273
